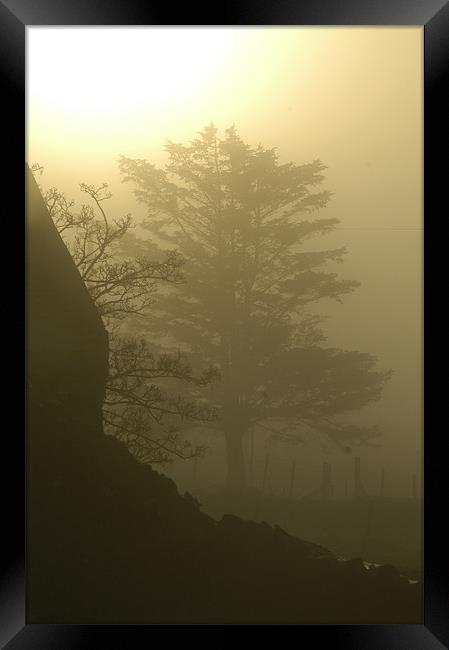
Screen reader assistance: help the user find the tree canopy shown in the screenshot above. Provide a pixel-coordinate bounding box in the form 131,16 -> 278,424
119,124 -> 391,489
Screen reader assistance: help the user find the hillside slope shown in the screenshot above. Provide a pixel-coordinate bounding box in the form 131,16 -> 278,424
26,166 -> 421,624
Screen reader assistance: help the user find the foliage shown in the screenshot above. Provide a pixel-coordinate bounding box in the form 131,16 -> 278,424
119,124 -> 391,486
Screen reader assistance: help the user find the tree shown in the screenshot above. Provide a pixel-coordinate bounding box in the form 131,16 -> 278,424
31,165 -> 216,464
119,124 -> 391,490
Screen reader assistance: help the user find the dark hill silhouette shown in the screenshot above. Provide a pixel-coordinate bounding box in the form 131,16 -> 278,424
26,166 -> 421,624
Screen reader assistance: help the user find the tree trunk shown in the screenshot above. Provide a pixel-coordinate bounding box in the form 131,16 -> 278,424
225,430 -> 247,491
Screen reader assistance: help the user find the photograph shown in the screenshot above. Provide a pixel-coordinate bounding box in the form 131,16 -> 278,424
25,25 -> 425,625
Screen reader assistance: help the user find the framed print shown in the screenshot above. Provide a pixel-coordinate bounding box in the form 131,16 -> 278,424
1,0 -> 448,647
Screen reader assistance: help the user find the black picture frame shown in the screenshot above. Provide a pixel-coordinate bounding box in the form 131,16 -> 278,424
2,0 -> 447,647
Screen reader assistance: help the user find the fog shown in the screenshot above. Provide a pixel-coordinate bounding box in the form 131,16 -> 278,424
27,27 -> 422,504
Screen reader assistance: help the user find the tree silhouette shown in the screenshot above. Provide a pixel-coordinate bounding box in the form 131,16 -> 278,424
31,165 -> 216,464
119,124 -> 391,489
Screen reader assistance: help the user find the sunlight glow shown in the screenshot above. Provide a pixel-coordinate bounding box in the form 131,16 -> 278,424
27,28 -> 239,117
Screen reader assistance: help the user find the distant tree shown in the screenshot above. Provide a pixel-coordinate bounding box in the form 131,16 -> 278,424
31,164 -> 216,464
119,124 -> 391,489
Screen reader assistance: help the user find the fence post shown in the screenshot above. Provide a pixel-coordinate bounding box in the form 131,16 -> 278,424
249,426 -> 254,487
322,461 -> 332,499
262,454 -> 270,494
289,459 -> 296,499
354,456 -> 367,498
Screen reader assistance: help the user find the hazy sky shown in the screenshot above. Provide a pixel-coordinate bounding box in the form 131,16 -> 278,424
26,27 -> 423,495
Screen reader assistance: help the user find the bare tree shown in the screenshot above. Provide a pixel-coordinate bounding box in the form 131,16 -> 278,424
32,164 -> 216,464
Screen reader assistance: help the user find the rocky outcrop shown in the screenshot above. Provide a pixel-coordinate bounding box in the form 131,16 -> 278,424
26,166 -> 421,624
27,165 -> 108,440
26,165 -> 109,618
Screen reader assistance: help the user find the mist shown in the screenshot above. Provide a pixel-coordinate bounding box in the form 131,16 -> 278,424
26,26 -> 423,621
